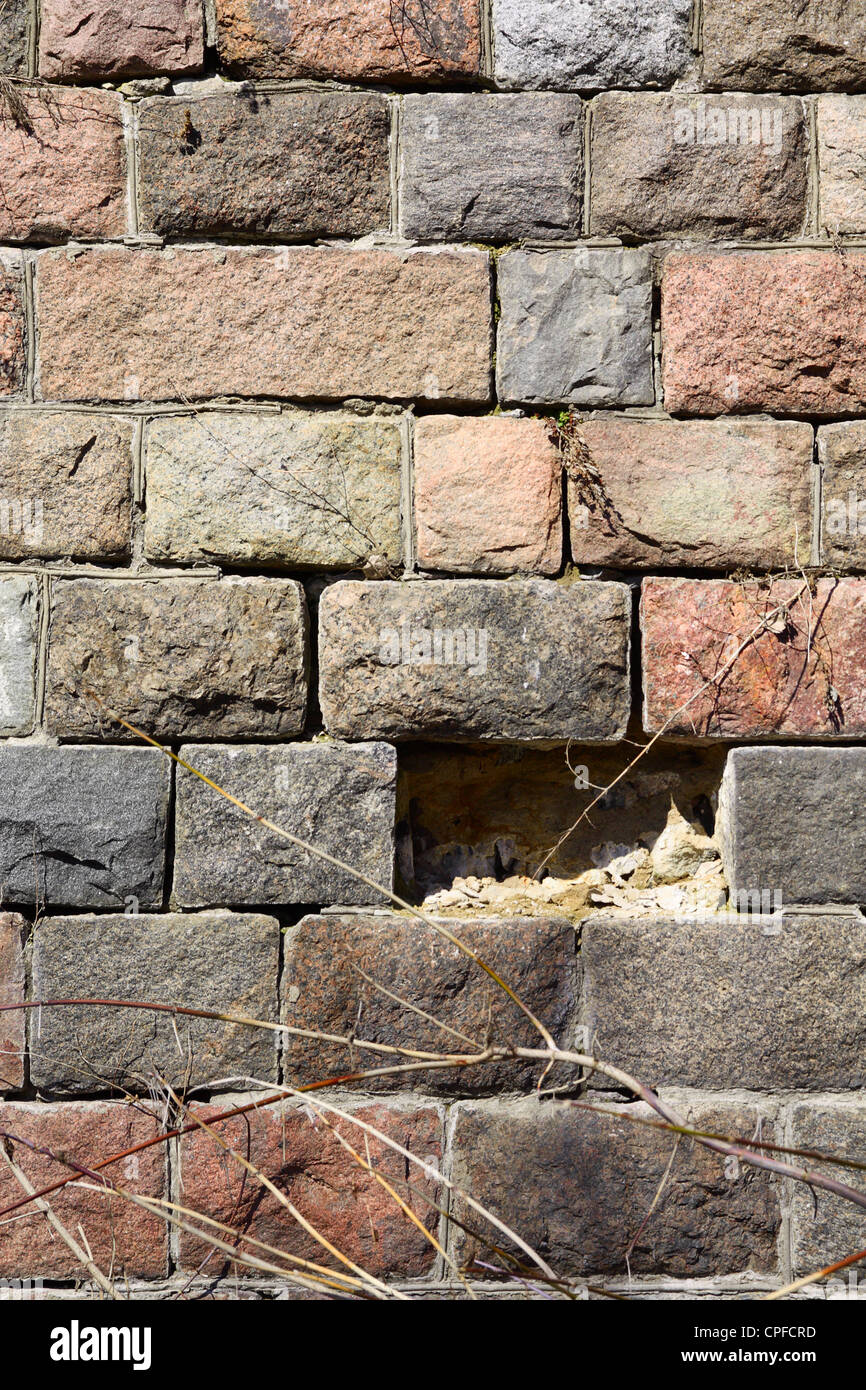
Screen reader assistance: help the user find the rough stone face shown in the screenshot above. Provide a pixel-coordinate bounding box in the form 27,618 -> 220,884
590,93 -> 808,240
400,93 -> 582,241
719,748 -> 866,905
0,410 -> 132,560
282,913 -> 578,1094
497,249 -> 653,407
790,1104 -> 866,1274
0,914 -> 25,1091
0,746 -> 170,909
819,422 -> 866,568
0,0 -> 29,74
0,257 -> 25,397
45,577 -> 308,741
173,742 -> 397,908
0,575 -> 37,736
414,416 -> 562,575
138,90 -> 390,241
818,97 -> 866,233
662,251 -> 866,416
568,417 -> 813,570
36,246 -> 492,404
179,1099 -> 442,1278
39,0 -> 204,79
450,1099 -> 780,1277
702,0 -> 866,92
144,411 -> 402,569
0,87 -> 126,242
318,579 -> 631,743
583,914 -> 866,1091
492,0 -> 692,90
215,0 -> 481,82
0,1102 -> 167,1278
30,913 -> 281,1093
641,578 -> 866,738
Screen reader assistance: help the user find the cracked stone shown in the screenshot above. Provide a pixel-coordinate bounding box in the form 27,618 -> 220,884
39,0 -> 204,80
0,746 -> 170,909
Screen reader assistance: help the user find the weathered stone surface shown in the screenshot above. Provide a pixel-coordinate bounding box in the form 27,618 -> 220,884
583,914 -> 866,1091
641,578 -> 866,738
0,575 -> 37,736
590,93 -> 808,240
0,87 -> 126,242
215,0 -> 481,82
0,914 -> 25,1091
173,742 -> 397,907
179,1098 -> 441,1277
0,746 -> 170,909
39,0 -> 204,79
497,249 -> 653,407
399,740 -> 726,891
790,1104 -> 866,1274
702,0 -> 866,92
818,97 -> 866,233
282,913 -> 578,1093
0,256 -> 25,397
662,251 -> 866,416
0,410 -> 132,560
0,0 -> 29,74
138,90 -> 390,240
414,416 -> 562,575
450,1098 -> 779,1277
30,912 -> 280,1093
568,417 -> 812,570
493,0 -> 691,90
45,577 -> 308,740
0,1102 -> 167,1278
318,579 -> 631,743
719,748 -> 866,905
36,246 -> 492,404
400,93 -> 582,241
144,411 -> 402,569
819,422 -> 866,568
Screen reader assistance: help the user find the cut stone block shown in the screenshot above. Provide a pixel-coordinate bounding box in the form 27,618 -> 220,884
0,575 -> 37,735
30,912 -> 281,1093
0,746 -> 170,909
818,421 -> 866,568
702,0 -> 866,92
144,411 -> 402,569
400,93 -> 582,241
582,913 -> 866,1091
719,747 -> 866,905
497,248 -> 654,407
318,578 -> 631,743
282,913 -> 578,1093
790,1103 -> 866,1275
0,410 -> 132,560
39,0 -> 204,80
138,89 -> 390,241
0,913 -> 26,1091
44,577 -> 309,740
173,742 -> 397,908
492,0 -> 692,91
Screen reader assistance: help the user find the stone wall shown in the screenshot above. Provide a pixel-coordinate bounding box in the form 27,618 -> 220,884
0,0 -> 864,1300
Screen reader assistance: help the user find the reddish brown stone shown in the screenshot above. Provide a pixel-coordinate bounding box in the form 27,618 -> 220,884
282,914 -> 578,1094
178,1100 -> 442,1278
0,259 -> 25,398
0,1102 -> 167,1278
0,915 -> 25,1092
39,0 -> 204,80
215,0 -> 481,82
414,415 -> 562,575
0,87 -> 126,242
35,246 -> 492,404
568,416 -> 813,570
662,251 -> 866,416
641,577 -> 866,738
